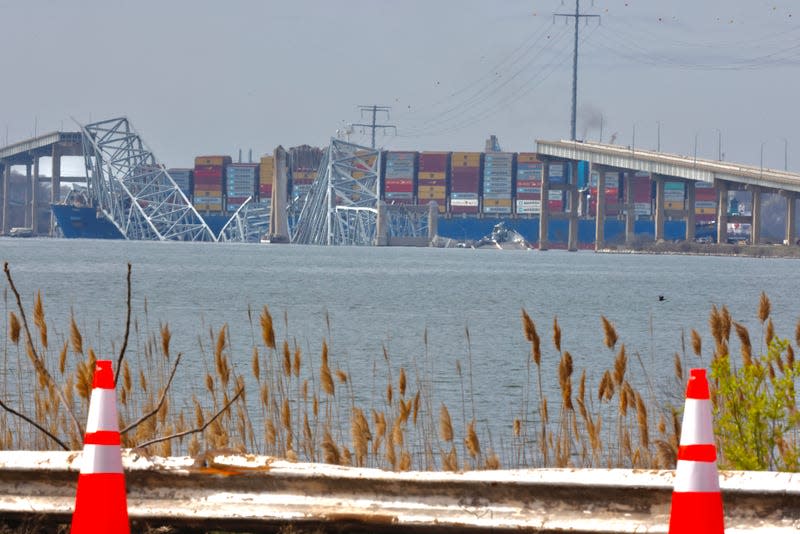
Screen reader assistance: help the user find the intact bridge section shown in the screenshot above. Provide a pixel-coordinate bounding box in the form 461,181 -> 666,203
535,139 -> 800,250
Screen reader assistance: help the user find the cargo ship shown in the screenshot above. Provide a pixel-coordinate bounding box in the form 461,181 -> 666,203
50,148 -> 719,245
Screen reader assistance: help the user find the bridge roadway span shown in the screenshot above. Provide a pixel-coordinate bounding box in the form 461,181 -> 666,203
536,139 -> 800,250
0,131 -> 83,236
0,451 -> 797,532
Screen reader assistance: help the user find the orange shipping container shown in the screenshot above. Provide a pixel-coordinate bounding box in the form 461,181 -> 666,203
194,190 -> 222,197
451,152 -> 481,167
418,186 -> 446,197
418,172 -> 447,181
483,198 -> 513,207
195,155 -> 232,167
517,153 -> 540,164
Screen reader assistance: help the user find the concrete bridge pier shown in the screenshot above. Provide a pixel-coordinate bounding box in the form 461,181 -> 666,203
1,163 -> 9,235
685,180 -> 696,241
750,185 -> 761,246
427,201 -> 438,242
785,192 -> 796,246
594,166 -> 606,250
653,174 -> 665,241
716,180 -> 728,244
50,145 -> 62,236
624,172 -> 635,244
539,160 -> 550,251
568,161 -> 578,251
31,157 -> 40,235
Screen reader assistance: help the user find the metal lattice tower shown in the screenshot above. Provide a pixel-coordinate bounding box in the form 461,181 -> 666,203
217,198 -> 272,243
291,139 -> 382,245
80,117 -> 219,241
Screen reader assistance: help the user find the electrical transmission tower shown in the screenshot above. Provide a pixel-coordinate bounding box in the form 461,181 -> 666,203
554,1 -> 599,141
352,105 -> 397,149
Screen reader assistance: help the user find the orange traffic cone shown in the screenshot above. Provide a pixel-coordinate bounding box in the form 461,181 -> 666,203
71,360 -> 130,533
668,368 -> 724,533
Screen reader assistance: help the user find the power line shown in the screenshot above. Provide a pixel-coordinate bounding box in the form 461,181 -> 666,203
554,0 -> 600,140
351,105 -> 397,149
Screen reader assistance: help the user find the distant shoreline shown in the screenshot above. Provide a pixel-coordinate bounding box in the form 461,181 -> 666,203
596,241 -> 800,259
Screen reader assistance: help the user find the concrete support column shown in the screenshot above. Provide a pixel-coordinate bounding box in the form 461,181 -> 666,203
685,180 -> 696,241
594,167 -> 606,251
624,172 -> 635,244
568,161 -> 578,251
2,163 -> 9,235
716,180 -> 728,244
51,145 -> 62,236
375,201 -> 388,246
654,174 -> 665,241
24,163 -> 32,228
270,146 -> 289,241
427,201 -> 438,242
786,192 -> 796,246
751,186 -> 761,246
539,161 -> 550,251
31,157 -> 39,235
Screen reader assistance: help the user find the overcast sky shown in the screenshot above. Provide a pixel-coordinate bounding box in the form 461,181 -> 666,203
1,0 -> 798,172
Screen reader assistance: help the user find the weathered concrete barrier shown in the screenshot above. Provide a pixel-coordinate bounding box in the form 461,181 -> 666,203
0,451 -> 798,532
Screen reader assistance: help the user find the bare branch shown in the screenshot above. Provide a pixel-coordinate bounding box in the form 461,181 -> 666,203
134,387 -> 244,450
4,262 -> 84,437
115,262 -> 132,386
0,396 -> 69,451
121,352 -> 182,435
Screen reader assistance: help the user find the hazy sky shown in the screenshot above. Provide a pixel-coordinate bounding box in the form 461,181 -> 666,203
1,0 -> 798,171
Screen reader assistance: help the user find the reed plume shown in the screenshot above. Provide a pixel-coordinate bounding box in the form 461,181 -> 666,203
635,391 -> 649,449
709,305 -> 723,347
443,446 -> 458,472
795,318 -> 800,349
293,344 -> 301,377
160,323 -> 171,358
558,352 -> 574,411
553,316 -> 562,353
69,314 -> 83,355
33,291 -> 47,349
601,316 -> 618,350
758,291 -> 771,323
322,428 -> 341,465
613,345 -> 627,385
282,340 -> 291,377
734,322 -> 753,366
691,329 -> 702,357
281,398 -> 291,430
399,450 -> 411,471
721,306 -> 732,342
439,404 -> 453,442
251,347 -> 260,381
465,420 -> 481,460
58,341 -> 68,375
399,368 -> 407,397
260,306 -> 276,349
9,311 -> 20,344
673,353 -> 683,382
351,407 -> 371,467
521,309 -> 541,365
335,369 -> 348,384
320,362 -> 334,397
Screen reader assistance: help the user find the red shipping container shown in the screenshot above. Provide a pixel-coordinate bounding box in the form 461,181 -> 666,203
259,184 -> 272,196
418,152 -> 449,172
385,182 -> 414,193
194,168 -> 224,179
548,200 -> 563,211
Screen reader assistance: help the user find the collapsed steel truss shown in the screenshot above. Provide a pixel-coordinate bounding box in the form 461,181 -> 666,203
80,117 -> 223,241
291,139 -> 382,245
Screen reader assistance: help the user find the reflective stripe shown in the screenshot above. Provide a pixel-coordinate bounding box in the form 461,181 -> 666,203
80,444 -> 124,474
86,389 -> 119,433
674,459 -> 720,492
84,430 -> 121,445
678,444 -> 716,462
678,399 -> 714,446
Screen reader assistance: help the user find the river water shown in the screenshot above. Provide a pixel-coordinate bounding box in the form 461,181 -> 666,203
1,238 -> 798,464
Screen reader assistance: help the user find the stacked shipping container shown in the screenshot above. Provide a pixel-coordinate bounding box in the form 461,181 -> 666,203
449,152 -> 481,214
515,153 -> 542,215
547,162 -> 569,212
194,155 -> 231,213
226,163 -> 259,213
259,156 -> 274,202
695,181 -> 716,223
384,152 -> 416,205
483,152 -> 514,214
167,168 -> 193,199
417,152 -> 448,213
632,172 -> 652,217
664,181 -> 685,210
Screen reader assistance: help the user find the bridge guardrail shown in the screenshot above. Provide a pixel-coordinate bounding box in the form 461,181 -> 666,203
0,451 -> 798,532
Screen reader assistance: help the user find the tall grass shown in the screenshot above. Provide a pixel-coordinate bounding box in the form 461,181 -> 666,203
1,263 -> 798,472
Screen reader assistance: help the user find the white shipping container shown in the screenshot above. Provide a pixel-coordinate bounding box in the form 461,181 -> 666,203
634,202 -> 652,215
450,199 -> 479,207
516,199 -> 542,214
483,206 -> 513,214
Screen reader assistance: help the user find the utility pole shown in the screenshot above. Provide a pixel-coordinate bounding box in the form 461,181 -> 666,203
554,1 -> 599,141
352,105 -> 397,149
